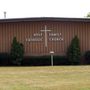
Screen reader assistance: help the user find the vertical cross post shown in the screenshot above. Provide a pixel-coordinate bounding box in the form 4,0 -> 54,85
41,25 -> 51,47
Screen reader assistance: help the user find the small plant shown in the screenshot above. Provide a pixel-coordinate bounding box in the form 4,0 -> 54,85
10,37 -> 24,65
67,36 -> 81,65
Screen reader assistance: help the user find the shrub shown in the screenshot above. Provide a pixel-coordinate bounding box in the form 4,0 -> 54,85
10,37 -> 24,65
53,56 -> 69,65
0,53 -> 9,66
22,56 -> 51,66
22,55 -> 69,66
67,36 -> 81,65
84,51 -> 90,64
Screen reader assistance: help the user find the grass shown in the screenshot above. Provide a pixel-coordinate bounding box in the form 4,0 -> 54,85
0,66 -> 90,90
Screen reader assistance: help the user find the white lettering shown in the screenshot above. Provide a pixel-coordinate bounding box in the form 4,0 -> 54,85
33,33 -> 42,37
49,37 -> 63,41
26,26 -> 64,43
49,33 -> 62,37
26,38 -> 43,42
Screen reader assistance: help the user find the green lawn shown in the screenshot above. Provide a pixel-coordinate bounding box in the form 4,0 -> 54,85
0,66 -> 90,90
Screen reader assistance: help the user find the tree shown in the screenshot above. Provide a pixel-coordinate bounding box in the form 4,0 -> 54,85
67,36 -> 81,65
10,37 -> 24,65
86,12 -> 90,17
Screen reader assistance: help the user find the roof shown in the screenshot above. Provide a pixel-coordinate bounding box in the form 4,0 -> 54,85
0,17 -> 90,23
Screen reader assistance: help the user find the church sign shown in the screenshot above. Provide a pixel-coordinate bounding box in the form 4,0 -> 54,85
26,25 -> 63,47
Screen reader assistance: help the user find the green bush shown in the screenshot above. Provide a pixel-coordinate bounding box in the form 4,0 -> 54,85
53,56 -> 69,65
0,53 -> 9,66
10,37 -> 24,65
67,36 -> 81,65
84,51 -> 90,64
22,56 -> 51,66
22,55 -> 69,66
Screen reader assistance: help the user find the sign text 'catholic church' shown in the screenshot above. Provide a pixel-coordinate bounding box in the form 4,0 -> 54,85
26,25 -> 63,47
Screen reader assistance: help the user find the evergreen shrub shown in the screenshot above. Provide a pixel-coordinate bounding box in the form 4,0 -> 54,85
67,36 -> 81,65
10,37 -> 24,65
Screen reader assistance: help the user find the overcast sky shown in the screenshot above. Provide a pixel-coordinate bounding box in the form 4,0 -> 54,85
0,0 -> 90,19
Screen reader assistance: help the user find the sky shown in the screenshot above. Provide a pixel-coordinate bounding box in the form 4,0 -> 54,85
0,0 -> 90,19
